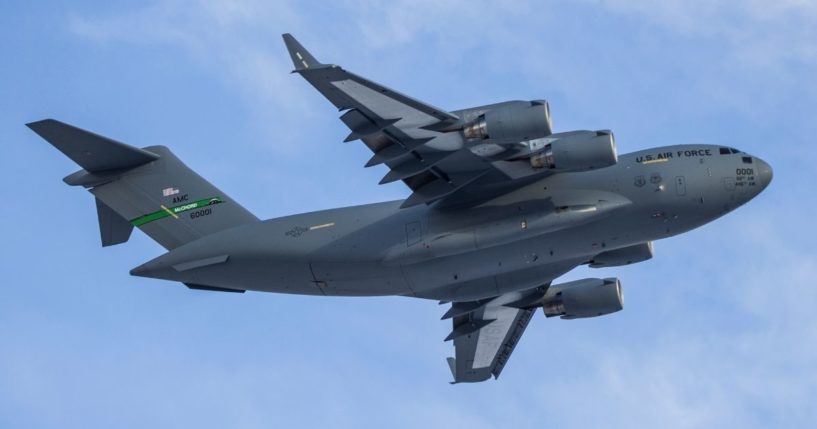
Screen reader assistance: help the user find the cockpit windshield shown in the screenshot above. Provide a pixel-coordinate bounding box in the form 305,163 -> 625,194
719,147 -> 741,155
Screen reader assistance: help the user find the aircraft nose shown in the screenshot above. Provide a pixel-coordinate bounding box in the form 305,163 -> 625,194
756,158 -> 773,189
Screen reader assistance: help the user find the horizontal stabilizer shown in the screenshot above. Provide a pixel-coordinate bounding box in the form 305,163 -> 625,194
27,119 -> 159,172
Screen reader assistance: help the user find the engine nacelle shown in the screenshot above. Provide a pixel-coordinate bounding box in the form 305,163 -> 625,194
542,278 -> 623,319
463,100 -> 552,143
589,242 -> 653,268
529,130 -> 618,171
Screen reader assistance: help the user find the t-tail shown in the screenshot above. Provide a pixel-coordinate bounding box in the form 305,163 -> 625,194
27,119 -> 259,250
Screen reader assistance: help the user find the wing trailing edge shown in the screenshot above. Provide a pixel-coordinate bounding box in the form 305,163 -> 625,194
445,286 -> 548,383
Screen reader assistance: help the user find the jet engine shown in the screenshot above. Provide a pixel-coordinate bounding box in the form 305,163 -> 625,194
542,278 -> 623,319
529,130 -> 618,171
462,100 -> 552,143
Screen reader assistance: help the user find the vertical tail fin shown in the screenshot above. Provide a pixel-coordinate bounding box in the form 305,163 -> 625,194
28,119 -> 259,249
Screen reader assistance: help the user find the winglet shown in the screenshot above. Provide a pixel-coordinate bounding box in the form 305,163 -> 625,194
446,357 -> 458,383
282,33 -> 324,71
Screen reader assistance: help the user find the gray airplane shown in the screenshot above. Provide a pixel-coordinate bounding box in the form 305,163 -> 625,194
28,34 -> 772,383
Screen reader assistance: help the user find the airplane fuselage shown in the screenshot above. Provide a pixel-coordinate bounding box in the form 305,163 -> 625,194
29,32 -> 776,383
132,144 -> 772,301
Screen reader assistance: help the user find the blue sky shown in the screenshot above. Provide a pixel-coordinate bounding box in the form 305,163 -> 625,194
1,1 -> 816,427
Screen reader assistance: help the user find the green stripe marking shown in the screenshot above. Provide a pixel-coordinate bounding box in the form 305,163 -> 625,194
131,197 -> 224,226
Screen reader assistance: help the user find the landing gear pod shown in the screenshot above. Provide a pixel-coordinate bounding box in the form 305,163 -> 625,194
589,242 -> 653,268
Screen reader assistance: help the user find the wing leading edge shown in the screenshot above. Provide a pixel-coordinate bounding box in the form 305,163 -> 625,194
282,34 -> 506,208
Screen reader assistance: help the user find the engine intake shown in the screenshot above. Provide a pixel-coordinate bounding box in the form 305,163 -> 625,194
542,278 -> 623,319
529,130 -> 618,171
462,100 -> 552,143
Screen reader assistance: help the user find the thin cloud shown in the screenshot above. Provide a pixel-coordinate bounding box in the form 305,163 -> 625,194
67,0 -> 316,154
7,2 -> 811,428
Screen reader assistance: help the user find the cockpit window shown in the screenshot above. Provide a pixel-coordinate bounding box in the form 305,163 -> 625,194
730,148 -> 740,154
719,147 -> 730,155
720,147 -> 741,155
742,156 -> 753,164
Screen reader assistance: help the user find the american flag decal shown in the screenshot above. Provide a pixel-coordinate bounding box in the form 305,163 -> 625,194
162,187 -> 179,197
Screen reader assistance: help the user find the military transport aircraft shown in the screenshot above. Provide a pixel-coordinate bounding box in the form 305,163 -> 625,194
27,34 -> 772,383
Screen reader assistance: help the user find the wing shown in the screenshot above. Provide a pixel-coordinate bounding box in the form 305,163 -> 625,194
442,286 -> 548,383
283,34 -> 529,208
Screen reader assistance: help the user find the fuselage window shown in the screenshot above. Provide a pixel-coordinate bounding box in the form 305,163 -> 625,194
742,156 -> 753,164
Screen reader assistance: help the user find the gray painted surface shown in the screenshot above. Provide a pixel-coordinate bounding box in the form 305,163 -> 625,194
28,34 -> 773,383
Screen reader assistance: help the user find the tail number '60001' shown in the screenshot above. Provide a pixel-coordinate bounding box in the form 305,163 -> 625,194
190,208 -> 212,219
